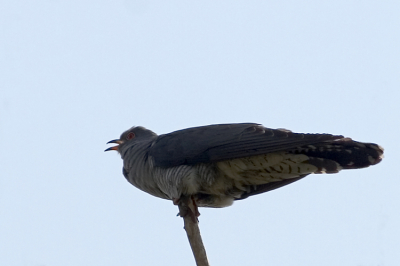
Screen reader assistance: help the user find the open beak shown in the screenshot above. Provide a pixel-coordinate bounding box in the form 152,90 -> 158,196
105,139 -> 123,152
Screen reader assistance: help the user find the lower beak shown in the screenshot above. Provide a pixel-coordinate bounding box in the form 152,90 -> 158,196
105,139 -> 123,152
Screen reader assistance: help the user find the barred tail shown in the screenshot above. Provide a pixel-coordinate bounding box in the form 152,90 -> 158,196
291,138 -> 384,172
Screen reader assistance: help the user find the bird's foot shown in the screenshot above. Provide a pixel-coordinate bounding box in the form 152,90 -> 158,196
173,198 -> 180,205
175,196 -> 200,223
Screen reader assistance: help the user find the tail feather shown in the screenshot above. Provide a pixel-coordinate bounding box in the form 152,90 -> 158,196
235,138 -> 383,202
291,138 -> 384,170
307,157 -> 342,173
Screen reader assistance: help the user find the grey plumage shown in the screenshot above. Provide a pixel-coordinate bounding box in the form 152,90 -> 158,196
106,123 -> 383,208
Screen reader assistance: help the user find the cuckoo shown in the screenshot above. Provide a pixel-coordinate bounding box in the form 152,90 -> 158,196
105,123 -> 383,215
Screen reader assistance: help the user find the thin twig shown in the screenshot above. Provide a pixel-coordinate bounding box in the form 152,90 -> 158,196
178,196 -> 210,266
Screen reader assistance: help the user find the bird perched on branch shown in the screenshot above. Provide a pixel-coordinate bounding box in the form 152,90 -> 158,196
105,123 -> 383,216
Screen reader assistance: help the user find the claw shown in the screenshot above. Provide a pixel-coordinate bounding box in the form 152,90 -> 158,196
175,196 -> 200,223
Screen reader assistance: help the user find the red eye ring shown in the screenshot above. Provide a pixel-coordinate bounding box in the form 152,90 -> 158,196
126,132 -> 135,140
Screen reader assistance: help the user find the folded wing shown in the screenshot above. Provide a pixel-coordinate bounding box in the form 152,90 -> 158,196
149,123 -> 343,167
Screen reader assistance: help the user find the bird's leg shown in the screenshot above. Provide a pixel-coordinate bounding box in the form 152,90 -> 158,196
191,197 -> 201,218
173,198 -> 180,205
175,196 -> 200,223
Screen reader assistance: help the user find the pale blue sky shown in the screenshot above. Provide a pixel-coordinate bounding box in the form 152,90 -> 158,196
1,1 -> 399,265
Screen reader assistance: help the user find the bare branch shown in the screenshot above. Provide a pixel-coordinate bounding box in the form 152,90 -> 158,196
178,196 -> 209,266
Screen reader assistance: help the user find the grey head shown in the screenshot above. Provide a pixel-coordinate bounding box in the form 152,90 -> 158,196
105,126 -> 158,156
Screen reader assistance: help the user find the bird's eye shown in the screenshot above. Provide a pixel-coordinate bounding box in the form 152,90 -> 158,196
126,132 -> 135,140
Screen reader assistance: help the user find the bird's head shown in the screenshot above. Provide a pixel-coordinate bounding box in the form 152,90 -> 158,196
105,126 -> 157,154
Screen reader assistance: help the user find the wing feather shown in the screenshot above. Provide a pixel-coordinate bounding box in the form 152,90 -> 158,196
149,123 -> 343,167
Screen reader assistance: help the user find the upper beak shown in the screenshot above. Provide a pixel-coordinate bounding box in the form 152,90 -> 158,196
105,139 -> 123,152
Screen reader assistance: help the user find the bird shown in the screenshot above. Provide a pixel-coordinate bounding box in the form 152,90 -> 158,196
105,123 -> 383,216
